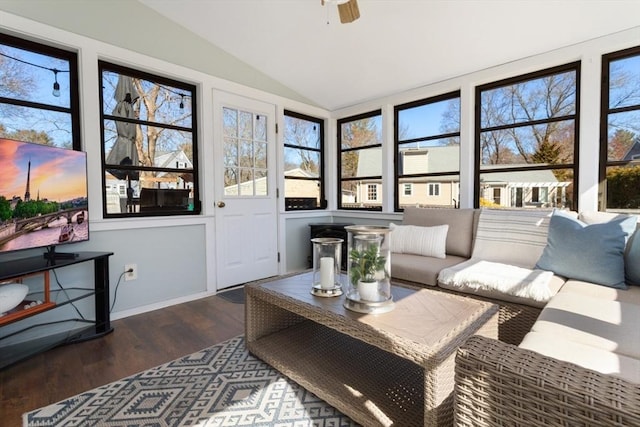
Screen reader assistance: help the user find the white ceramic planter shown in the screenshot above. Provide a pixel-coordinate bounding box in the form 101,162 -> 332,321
357,280 -> 380,302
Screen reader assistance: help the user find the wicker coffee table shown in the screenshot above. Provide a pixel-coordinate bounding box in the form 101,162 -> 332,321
245,272 -> 498,426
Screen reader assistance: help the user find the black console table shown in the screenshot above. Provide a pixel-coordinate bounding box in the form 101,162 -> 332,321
0,251 -> 113,369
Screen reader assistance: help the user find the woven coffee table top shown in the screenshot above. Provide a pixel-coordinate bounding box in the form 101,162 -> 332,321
247,271 -> 498,367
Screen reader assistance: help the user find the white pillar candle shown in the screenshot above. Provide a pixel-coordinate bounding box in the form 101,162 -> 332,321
319,257 -> 334,289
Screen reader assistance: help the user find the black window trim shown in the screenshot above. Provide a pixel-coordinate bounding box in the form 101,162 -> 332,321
0,32 -> 81,151
394,90 -> 461,211
337,109 -> 383,211
98,60 -> 200,218
283,109 -> 326,210
474,61 -> 581,209
599,45 -> 640,211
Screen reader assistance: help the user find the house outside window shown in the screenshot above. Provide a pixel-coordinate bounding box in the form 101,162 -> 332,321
99,61 -> 200,217
403,183 -> 412,196
0,33 -> 80,150
367,184 -> 378,201
476,63 -> 579,210
395,92 -> 460,211
283,110 -> 325,210
600,45 -> 640,214
338,110 -> 383,210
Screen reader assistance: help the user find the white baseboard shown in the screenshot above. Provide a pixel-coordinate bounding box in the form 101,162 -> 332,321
110,290 -> 216,321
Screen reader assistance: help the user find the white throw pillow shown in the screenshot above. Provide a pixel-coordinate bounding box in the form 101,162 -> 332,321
389,223 -> 448,259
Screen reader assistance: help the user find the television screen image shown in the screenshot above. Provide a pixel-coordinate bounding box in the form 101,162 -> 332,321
0,138 -> 89,255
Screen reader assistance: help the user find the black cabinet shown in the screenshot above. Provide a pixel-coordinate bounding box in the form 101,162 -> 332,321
0,251 -> 113,369
309,223 -> 353,270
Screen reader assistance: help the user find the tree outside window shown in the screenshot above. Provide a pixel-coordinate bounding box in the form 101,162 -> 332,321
99,61 -> 199,217
338,110 -> 382,210
395,92 -> 460,211
601,46 -> 640,214
283,110 -> 324,210
476,63 -> 579,210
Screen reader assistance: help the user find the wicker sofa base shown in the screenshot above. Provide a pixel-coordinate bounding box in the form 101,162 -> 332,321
455,335 -> 640,427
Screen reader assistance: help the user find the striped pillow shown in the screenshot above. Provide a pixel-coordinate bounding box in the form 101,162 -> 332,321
471,209 -> 556,268
389,223 -> 449,259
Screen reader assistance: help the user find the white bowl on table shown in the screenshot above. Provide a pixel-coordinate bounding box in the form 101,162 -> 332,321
0,283 -> 29,315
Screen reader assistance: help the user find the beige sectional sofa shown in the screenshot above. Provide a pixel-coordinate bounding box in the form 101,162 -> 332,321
390,207 -> 640,426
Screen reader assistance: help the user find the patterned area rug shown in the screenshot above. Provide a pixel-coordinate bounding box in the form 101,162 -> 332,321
23,335 -> 358,426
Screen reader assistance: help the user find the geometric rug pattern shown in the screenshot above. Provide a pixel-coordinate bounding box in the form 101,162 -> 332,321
23,335 -> 359,426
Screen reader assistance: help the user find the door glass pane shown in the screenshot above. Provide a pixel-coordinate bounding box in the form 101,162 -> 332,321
221,106 -> 268,198
255,115 -> 267,141
255,142 -> 267,169
255,169 -> 267,196
239,111 -> 252,139
223,108 -> 237,138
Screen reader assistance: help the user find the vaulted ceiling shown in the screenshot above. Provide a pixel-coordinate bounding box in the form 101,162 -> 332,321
140,0 -> 640,111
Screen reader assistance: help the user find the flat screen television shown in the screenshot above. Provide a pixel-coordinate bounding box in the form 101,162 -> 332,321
0,138 -> 89,259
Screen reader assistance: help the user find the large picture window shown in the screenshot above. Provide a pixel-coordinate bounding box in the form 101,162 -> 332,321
0,33 -> 80,150
338,110 -> 382,210
395,92 -> 460,211
476,63 -> 579,209
600,46 -> 640,214
99,61 -> 199,217
283,110 -> 325,210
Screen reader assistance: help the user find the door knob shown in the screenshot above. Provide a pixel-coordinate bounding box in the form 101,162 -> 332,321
217,201 -> 226,208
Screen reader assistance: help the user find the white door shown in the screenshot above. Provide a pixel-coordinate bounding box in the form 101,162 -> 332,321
213,91 -> 278,289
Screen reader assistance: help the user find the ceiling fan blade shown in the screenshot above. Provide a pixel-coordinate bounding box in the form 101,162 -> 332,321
338,0 -> 360,23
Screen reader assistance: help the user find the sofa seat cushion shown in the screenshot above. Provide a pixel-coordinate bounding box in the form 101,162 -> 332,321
519,331 -> 640,384
391,253 -> 467,286
561,279 -> 640,305
472,208 -> 553,268
531,292 -> 640,358
402,207 -> 477,258
438,258 -> 565,308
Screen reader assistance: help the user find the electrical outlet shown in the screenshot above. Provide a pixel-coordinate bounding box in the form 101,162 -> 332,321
125,263 -> 137,281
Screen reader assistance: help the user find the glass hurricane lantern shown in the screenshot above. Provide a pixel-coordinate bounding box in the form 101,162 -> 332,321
344,225 -> 394,314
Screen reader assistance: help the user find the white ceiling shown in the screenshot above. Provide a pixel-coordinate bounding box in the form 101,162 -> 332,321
140,0 -> 640,111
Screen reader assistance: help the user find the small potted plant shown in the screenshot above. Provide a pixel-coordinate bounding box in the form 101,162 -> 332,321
349,235 -> 387,301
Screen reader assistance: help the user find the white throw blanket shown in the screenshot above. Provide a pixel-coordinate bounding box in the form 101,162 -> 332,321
438,258 -> 554,302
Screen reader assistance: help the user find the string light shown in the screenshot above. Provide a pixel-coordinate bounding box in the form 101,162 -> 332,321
179,94 -> 184,110
52,69 -> 60,97
0,52 -> 69,98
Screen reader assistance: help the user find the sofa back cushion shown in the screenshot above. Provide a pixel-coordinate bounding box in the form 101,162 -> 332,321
577,210 -> 639,287
472,208 -> 553,268
535,210 -> 636,289
402,207 -> 477,257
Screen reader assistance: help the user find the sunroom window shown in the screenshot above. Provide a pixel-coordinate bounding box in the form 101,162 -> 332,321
283,110 -> 325,210
338,110 -> 383,210
99,61 -> 200,217
0,33 -> 80,150
395,92 -> 460,211
476,63 -> 579,210
600,46 -> 640,214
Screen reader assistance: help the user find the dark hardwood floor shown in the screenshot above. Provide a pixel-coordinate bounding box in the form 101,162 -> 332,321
0,293 -> 245,427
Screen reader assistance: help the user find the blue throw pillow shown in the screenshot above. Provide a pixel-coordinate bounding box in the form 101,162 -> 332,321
536,210 -> 636,289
